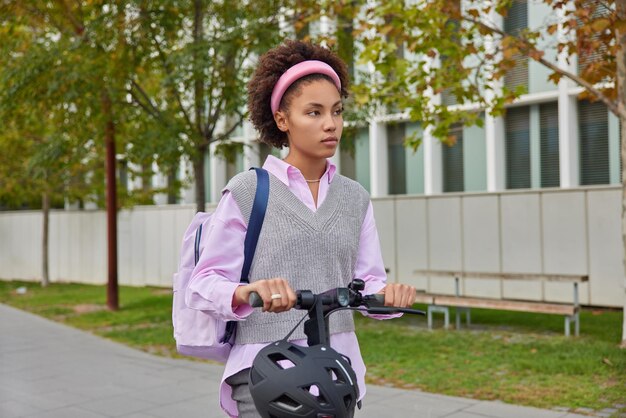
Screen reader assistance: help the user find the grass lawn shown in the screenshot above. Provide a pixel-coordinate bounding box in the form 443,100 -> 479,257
1,279 -> 624,415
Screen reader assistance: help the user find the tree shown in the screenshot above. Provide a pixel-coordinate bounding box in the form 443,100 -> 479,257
126,0 -> 287,213
346,0 -> 625,345
0,11 -> 102,287
0,1 -> 149,309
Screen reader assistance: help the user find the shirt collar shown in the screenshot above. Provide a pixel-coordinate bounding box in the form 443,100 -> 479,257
262,154 -> 337,187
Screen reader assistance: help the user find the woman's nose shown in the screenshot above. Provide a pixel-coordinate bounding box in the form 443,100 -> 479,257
323,113 -> 337,131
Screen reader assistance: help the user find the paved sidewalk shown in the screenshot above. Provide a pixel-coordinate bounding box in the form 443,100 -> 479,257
0,303 -> 590,418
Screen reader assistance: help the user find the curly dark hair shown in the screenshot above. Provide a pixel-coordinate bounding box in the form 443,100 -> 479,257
247,40 -> 350,149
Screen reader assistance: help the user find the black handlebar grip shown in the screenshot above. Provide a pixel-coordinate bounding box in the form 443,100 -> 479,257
249,292 -> 263,308
364,294 -> 386,306
250,291 -> 387,308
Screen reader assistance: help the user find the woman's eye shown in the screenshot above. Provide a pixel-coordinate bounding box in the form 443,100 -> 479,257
307,111 -> 320,116
333,108 -> 344,116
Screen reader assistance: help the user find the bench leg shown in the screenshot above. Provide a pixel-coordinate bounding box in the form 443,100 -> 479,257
427,306 -> 433,330
455,308 -> 471,329
428,306 -> 450,330
564,313 -> 580,337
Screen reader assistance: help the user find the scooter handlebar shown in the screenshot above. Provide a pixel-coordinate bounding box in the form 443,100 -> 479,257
248,290 -> 386,309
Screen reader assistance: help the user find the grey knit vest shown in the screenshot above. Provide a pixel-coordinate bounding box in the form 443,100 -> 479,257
224,170 -> 371,344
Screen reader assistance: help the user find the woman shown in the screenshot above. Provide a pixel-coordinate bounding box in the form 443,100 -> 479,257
187,40 -> 417,417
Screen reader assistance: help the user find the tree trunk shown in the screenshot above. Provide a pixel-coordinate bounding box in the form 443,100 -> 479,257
193,149 -> 206,213
167,166 -> 177,204
617,0 -> 626,348
193,0 -> 205,136
141,161 -> 152,197
192,0 -> 206,215
102,89 -> 119,311
41,191 -> 50,287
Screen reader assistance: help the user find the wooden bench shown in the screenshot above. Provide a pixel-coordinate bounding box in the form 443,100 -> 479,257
412,270 -> 588,336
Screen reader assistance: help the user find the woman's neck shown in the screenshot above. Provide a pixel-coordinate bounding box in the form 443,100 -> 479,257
283,154 -> 327,182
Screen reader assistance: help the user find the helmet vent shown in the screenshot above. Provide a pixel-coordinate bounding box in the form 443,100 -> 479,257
273,394 -> 302,412
343,394 -> 353,409
287,345 -> 306,357
268,353 -> 296,369
301,384 -> 329,406
326,367 -> 345,383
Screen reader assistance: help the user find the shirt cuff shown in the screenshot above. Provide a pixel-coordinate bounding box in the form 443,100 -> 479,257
186,277 -> 253,321
360,280 -> 403,320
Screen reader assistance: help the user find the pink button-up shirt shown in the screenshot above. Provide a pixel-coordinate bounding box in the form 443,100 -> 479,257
187,155 -> 391,417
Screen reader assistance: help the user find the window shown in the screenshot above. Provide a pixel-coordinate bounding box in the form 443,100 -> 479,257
387,122 -> 407,194
539,102 -> 560,187
443,124 -> 464,192
441,89 -> 457,107
441,0 -> 460,107
503,0 -> 528,91
339,142 -> 356,180
579,100 -> 609,185
505,106 -> 531,189
578,1 -> 610,80
118,159 -> 128,193
258,141 -> 281,164
225,154 -> 242,182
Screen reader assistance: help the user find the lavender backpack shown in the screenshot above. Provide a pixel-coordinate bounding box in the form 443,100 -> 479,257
172,168 -> 269,362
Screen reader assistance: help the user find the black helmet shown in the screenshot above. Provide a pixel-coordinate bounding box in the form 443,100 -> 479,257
248,340 -> 359,418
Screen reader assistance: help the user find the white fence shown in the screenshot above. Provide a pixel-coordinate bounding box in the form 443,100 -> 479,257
0,186 -> 623,307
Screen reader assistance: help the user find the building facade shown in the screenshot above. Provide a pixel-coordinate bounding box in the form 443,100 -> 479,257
179,0 -> 620,203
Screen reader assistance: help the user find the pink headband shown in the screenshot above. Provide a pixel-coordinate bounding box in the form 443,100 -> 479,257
270,60 -> 341,114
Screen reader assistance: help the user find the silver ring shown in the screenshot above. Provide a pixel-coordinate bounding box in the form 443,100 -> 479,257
270,293 -> 282,300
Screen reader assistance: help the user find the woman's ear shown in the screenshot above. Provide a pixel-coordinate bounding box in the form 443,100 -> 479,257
274,111 -> 289,132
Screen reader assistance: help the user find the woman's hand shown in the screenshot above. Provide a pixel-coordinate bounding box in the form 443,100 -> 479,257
233,278 -> 297,313
377,283 -> 417,308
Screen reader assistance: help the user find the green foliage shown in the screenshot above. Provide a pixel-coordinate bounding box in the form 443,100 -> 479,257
119,0 -> 288,210
0,33 -> 100,209
309,0 -> 622,148
0,2 -> 130,209
1,0 -> 621,205
0,1 -> 288,210
214,141 -> 246,164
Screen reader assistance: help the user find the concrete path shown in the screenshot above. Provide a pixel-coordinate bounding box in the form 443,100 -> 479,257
0,303 -> 591,418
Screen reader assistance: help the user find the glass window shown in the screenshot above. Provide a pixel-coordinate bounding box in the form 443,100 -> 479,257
258,141 -> 281,164
577,1 -> 610,79
539,102 -> 560,187
387,122 -> 407,195
579,100 -> 609,185
118,159 -> 128,192
339,142 -> 356,180
225,151 -> 243,182
503,0 -> 528,91
443,124 -> 464,192
441,0 -> 460,107
505,106 -> 531,189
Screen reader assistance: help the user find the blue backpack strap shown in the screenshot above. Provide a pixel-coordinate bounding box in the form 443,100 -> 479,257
240,167 -> 269,283
222,167 -> 269,343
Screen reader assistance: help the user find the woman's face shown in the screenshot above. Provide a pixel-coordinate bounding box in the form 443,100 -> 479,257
276,79 -> 343,162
